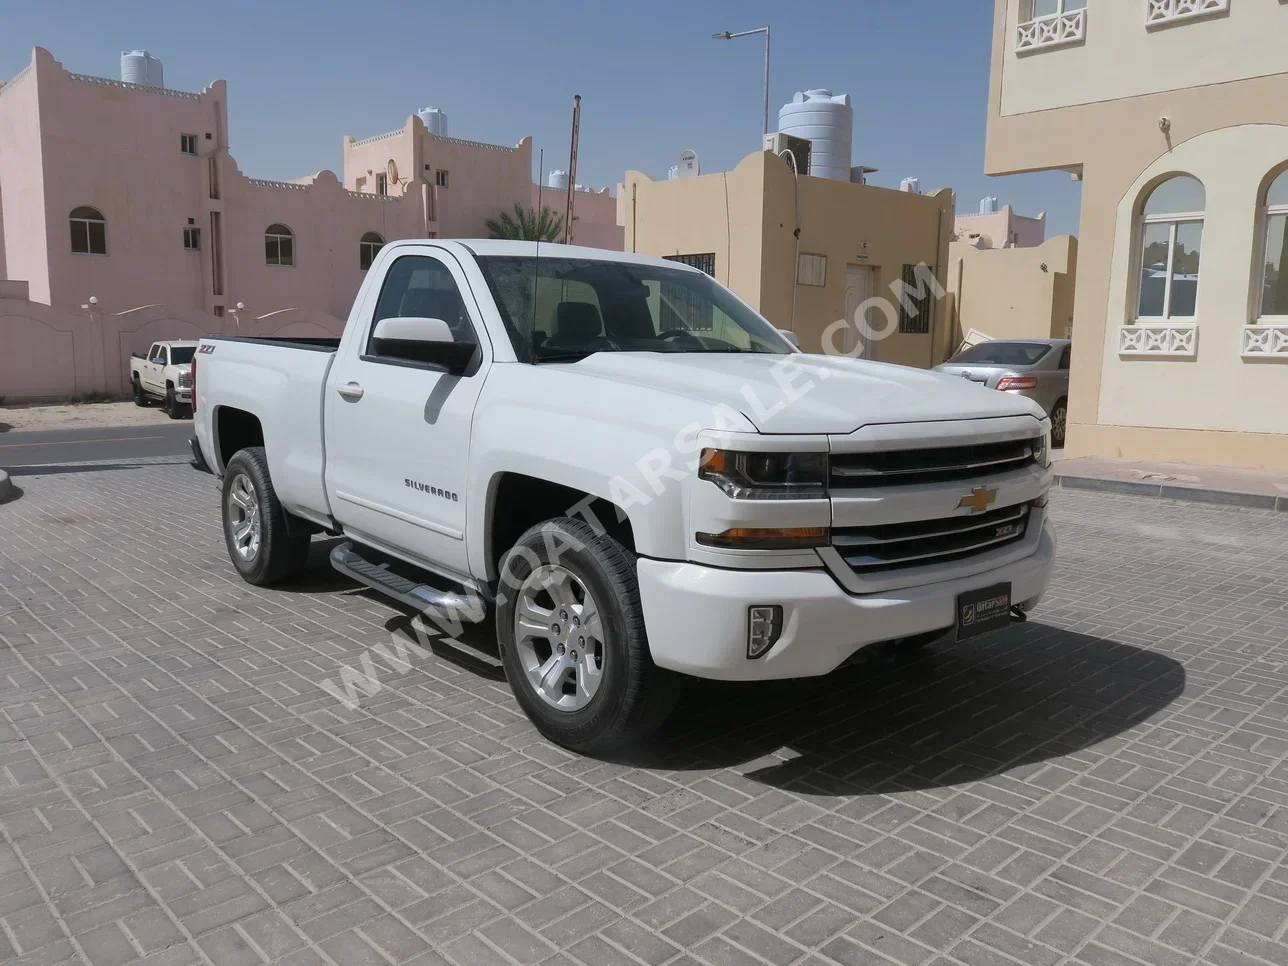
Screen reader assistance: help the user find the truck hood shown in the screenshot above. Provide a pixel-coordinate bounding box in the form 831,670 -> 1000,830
565,352 -> 1046,434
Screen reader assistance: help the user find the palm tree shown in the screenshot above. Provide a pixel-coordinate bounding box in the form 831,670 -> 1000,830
485,203 -> 564,242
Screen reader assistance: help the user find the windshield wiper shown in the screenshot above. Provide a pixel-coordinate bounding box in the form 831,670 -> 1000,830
533,350 -> 600,363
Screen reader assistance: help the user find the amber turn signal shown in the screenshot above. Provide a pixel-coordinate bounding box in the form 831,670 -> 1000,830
696,527 -> 829,550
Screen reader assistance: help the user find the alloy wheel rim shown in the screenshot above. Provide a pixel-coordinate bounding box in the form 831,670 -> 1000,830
1053,404 -> 1067,441
513,564 -> 605,712
226,473 -> 262,561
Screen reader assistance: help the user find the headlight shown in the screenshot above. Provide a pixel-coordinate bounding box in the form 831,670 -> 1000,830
699,449 -> 827,500
1032,431 -> 1051,468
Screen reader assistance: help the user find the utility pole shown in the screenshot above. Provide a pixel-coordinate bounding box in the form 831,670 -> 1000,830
563,95 -> 581,245
712,27 -> 771,136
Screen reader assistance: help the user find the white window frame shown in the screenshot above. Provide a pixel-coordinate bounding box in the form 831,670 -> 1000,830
435,169 -> 449,188
1016,0 -> 1087,53
359,233 -> 384,272
183,226 -> 200,251
265,225 -> 294,267
180,133 -> 198,156
1134,208 -> 1204,322
69,208 -> 107,256
1255,179 -> 1288,324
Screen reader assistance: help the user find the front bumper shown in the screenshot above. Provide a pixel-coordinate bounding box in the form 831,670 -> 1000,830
175,388 -> 192,403
638,518 -> 1056,681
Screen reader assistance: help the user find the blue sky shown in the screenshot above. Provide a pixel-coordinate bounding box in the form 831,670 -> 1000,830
2,0 -> 1083,236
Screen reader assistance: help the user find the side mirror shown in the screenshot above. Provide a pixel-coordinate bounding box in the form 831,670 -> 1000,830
370,317 -> 477,375
778,329 -> 800,348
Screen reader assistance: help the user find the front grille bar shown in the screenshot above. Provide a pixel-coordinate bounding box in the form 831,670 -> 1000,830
833,504 -> 1029,548
831,447 -> 1033,479
841,527 -> 1028,569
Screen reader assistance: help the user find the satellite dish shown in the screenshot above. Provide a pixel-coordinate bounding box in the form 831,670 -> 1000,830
386,159 -> 400,185
677,149 -> 700,179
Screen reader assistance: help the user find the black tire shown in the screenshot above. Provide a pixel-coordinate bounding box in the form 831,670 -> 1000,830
496,517 -> 681,753
165,385 -> 186,420
1050,397 -> 1068,449
132,376 -> 149,407
220,447 -> 311,586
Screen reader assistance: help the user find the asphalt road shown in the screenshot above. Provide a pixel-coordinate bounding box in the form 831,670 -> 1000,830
0,422 -> 193,471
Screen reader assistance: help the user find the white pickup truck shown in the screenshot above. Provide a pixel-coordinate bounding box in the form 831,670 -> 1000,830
131,340 -> 197,418
191,240 -> 1055,751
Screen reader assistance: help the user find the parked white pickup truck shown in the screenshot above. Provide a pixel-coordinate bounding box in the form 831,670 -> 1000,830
131,340 -> 197,418
191,240 -> 1055,751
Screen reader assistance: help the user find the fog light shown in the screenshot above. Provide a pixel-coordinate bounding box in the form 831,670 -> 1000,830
748,606 -> 783,659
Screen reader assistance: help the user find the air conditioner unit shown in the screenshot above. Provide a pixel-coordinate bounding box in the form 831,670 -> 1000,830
763,133 -> 811,177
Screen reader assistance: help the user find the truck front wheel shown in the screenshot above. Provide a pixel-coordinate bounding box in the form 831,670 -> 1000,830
221,447 -> 311,586
496,517 -> 681,753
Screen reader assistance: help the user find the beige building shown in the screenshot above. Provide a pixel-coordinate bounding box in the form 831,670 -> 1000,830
947,235 -> 1078,348
954,202 -> 1047,249
987,0 -> 1288,469
620,151 -> 956,368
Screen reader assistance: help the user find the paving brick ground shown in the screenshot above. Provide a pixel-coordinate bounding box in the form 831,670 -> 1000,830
2,459 -> 1288,966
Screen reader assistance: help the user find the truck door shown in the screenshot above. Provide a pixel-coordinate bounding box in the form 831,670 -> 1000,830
145,344 -> 165,392
324,249 -> 490,580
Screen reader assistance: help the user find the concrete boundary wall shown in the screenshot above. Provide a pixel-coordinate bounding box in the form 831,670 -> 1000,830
0,297 -> 344,402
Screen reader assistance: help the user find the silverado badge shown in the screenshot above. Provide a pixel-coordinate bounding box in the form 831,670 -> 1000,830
957,486 -> 999,514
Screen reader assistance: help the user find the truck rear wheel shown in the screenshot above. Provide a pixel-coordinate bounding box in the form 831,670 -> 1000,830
132,376 -> 149,407
496,517 -> 681,754
221,447 -> 311,586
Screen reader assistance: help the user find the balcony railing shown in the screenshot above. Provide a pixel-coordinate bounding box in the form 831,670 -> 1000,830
1242,324 -> 1288,359
1118,322 -> 1199,357
1146,0 -> 1229,26
1016,8 -> 1086,52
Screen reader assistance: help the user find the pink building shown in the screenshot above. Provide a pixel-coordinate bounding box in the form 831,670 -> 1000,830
954,201 -> 1047,250
0,47 -> 622,317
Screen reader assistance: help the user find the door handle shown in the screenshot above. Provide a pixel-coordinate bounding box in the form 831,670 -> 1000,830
336,382 -> 364,400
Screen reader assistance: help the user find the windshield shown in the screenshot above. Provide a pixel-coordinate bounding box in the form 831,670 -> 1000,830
946,342 -> 1052,367
169,347 -> 196,365
474,256 -> 794,363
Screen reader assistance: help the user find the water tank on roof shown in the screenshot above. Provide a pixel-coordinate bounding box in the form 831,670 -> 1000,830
120,50 -> 163,88
547,169 -> 569,189
777,89 -> 852,181
900,177 -> 921,194
980,196 -> 999,214
417,107 -> 448,136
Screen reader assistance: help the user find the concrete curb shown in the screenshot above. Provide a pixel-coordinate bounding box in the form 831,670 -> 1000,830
0,470 -> 16,504
1054,471 -> 1288,512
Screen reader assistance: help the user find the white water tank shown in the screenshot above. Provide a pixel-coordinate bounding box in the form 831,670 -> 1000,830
667,165 -> 679,181
120,50 -> 163,88
777,89 -> 852,181
980,196 -> 999,214
417,107 -> 448,136
547,169 -> 569,189
900,177 -> 922,194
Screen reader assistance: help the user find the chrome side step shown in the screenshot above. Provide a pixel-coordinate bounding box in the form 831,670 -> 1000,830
330,541 -> 484,620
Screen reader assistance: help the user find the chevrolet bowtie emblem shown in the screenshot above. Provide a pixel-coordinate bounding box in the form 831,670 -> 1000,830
957,486 -> 999,514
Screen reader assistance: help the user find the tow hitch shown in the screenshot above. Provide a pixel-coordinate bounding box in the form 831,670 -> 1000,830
1010,605 -> 1028,623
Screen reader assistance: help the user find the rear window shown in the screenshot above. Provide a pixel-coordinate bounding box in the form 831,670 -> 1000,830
947,342 -> 1052,366
169,347 -> 196,365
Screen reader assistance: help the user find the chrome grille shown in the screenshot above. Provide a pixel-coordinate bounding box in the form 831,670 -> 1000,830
830,439 -> 1036,489
833,502 -> 1031,573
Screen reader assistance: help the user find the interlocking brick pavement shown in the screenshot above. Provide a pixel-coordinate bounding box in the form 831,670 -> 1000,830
2,459 -> 1288,965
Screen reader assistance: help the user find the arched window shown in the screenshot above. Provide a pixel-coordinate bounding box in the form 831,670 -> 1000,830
265,224 -> 294,266
70,206 -> 107,255
359,232 -> 384,271
1136,176 -> 1205,320
1257,168 -> 1288,321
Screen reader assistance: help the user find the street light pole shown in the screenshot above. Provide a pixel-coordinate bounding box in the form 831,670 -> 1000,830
712,26 -> 771,136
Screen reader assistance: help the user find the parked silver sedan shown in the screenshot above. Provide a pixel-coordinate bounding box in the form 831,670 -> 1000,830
935,338 -> 1071,447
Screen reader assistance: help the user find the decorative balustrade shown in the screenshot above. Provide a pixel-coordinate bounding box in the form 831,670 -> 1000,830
1016,8 -> 1086,52
1146,0 -> 1229,26
246,178 -> 310,192
427,133 -> 519,153
67,72 -> 201,100
344,189 -> 399,201
1118,322 -> 1199,357
0,63 -> 33,95
1242,324 -> 1288,359
351,129 -> 403,147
